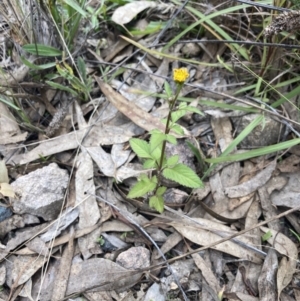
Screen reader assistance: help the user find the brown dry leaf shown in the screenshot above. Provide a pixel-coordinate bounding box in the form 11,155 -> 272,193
0,183 -> 15,198
111,1 -> 157,25
208,172 -> 253,221
225,161 -> 277,198
277,154 -> 300,173
75,150 -> 101,259
258,248 -> 278,301
96,78 -> 189,137
260,226 -> 298,294
270,171 -> 300,208
171,218 -> 263,263
192,253 -> 221,295
66,258 -> 142,295
0,160 -> 9,183
277,257 -> 289,301
258,186 -> 281,232
51,227 -> 75,301
5,255 -> 47,287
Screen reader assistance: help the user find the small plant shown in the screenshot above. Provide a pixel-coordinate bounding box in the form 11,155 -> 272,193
96,236 -> 105,246
127,68 -> 204,213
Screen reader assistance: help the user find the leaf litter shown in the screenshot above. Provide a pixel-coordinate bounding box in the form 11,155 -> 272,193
0,1 -> 300,301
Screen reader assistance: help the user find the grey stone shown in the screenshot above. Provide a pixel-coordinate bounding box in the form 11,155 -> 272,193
116,246 -> 150,270
232,114 -> 283,147
10,163 -> 69,221
0,206 -> 12,222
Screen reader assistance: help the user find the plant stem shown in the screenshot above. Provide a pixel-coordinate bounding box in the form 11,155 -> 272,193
156,83 -> 183,186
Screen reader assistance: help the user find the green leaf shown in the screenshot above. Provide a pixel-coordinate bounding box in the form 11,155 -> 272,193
0,96 -> 20,111
170,124 -> 184,135
156,186 -> 167,196
23,44 -> 62,57
20,57 -> 56,70
151,144 -> 163,162
149,132 -> 166,152
261,231 -> 272,242
205,138 -> 300,163
149,195 -> 164,213
164,81 -> 173,98
143,158 -> 156,169
129,138 -> 152,159
127,176 -> 156,198
64,0 -> 88,17
185,106 -> 204,115
77,57 -> 87,83
166,155 -> 179,167
165,134 -> 177,145
163,164 -> 203,188
46,80 -> 79,96
171,109 -> 187,123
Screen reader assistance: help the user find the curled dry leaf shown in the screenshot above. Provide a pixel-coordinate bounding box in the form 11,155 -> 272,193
225,161 -> 277,198
111,1 -> 157,25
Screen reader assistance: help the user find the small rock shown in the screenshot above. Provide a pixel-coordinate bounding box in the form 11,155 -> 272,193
144,283 -> 165,301
232,114 -> 283,147
116,246 -> 150,270
0,206 -> 12,222
10,163 -> 69,221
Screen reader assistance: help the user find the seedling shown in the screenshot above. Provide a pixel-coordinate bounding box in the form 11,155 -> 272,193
128,68 -> 204,213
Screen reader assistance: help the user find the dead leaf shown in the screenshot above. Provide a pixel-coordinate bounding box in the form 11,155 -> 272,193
111,1 -> 157,25
51,227 -> 75,301
66,258 -> 141,294
192,253 -> 221,294
260,226 -> 298,294
258,248 -> 277,301
171,218 -> 263,263
277,257 -> 289,300
75,150 -> 101,259
225,161 -> 277,198
96,78 -> 189,137
0,183 -> 15,198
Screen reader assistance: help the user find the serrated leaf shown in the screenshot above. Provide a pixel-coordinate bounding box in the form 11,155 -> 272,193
149,132 -> 166,152
143,158 -> 156,169
127,177 -> 156,198
164,81 -> 173,98
185,106 -> 204,115
129,138 -> 152,159
166,155 -> 179,167
165,134 -> 177,145
163,163 -> 203,188
156,186 -> 167,196
151,144 -> 163,162
171,110 -> 187,123
149,195 -> 164,213
170,124 -> 184,135
178,102 -> 188,109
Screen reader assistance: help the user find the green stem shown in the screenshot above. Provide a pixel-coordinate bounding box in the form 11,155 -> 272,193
155,83 -> 183,187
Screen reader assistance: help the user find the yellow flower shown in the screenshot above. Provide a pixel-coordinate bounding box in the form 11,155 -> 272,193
173,68 -> 189,83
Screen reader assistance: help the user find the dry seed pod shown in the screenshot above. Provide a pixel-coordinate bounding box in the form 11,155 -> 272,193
264,10 -> 300,37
